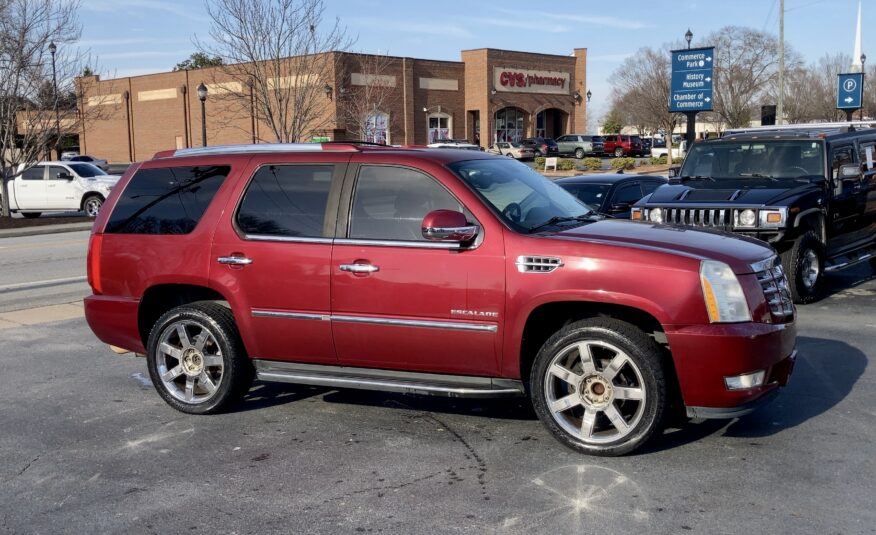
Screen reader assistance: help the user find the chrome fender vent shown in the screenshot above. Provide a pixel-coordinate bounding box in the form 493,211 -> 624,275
516,256 -> 564,273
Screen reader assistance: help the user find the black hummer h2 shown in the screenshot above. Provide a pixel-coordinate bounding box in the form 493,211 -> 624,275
632,123 -> 876,303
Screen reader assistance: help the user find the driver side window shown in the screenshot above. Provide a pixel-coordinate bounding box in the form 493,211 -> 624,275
48,166 -> 69,180
831,146 -> 855,179
349,166 -> 468,242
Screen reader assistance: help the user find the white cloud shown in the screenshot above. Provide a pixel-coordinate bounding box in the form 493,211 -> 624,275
348,17 -> 473,39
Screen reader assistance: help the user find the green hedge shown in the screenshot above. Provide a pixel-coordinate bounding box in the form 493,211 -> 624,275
534,156 -> 546,168
581,157 -> 602,170
609,157 -> 637,170
649,155 -> 685,165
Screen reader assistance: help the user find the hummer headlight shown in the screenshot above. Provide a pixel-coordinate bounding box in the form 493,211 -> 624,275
648,208 -> 664,223
735,209 -> 756,228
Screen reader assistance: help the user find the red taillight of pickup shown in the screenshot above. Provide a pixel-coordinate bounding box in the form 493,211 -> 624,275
541,144 -> 548,152
87,233 -> 103,294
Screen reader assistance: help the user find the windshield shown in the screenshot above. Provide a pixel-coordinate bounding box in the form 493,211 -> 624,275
562,183 -> 610,211
448,158 -> 591,233
681,140 -> 825,181
68,163 -> 107,177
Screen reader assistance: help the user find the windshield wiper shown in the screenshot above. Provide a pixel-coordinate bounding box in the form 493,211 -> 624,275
739,173 -> 778,182
529,215 -> 592,233
680,175 -> 716,182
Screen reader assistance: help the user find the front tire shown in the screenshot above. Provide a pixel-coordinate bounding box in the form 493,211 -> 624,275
146,302 -> 253,414
575,148 -> 584,159
82,195 -> 104,217
614,147 -> 624,158
780,230 -> 825,304
531,318 -> 667,456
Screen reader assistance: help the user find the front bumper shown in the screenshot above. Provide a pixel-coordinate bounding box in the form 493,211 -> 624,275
666,321 -> 796,417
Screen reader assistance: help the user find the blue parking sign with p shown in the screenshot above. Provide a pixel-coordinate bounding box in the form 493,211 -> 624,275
837,72 -> 864,109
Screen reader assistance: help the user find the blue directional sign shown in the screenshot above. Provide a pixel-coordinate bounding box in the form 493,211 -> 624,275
669,46 -> 715,113
836,72 -> 864,109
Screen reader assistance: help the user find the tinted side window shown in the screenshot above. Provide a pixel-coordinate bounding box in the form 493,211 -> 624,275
831,145 -> 855,179
106,165 -> 229,234
48,166 -> 68,180
641,180 -> 663,195
237,165 -> 334,238
615,183 -> 644,204
21,166 -> 44,180
350,166 -> 463,241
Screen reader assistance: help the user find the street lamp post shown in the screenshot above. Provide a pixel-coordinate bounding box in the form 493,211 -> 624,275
197,82 -> 208,147
683,29 -> 696,150
586,89 -> 592,102
685,29 -> 693,50
861,53 -> 867,121
49,41 -> 60,160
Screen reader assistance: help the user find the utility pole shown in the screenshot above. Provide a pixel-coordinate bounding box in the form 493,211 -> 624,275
777,0 -> 784,125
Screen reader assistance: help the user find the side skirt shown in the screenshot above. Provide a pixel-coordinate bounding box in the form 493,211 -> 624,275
253,360 -> 526,399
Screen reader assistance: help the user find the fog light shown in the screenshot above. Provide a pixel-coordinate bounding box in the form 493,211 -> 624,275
724,370 -> 766,390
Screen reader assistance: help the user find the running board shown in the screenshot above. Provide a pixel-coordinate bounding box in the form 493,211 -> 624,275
825,244 -> 875,272
253,360 -> 526,398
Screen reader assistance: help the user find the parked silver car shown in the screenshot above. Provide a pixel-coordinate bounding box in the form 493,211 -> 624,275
556,135 -> 604,159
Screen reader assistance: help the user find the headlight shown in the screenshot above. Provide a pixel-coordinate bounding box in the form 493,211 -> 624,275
758,208 -> 787,228
734,209 -> 756,228
648,207 -> 663,223
699,260 -> 752,323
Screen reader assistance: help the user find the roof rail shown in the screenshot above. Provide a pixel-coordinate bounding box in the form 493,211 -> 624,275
725,120 -> 876,135
154,143 -> 361,159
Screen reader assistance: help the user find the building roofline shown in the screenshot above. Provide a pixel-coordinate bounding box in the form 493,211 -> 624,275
459,47 -> 577,60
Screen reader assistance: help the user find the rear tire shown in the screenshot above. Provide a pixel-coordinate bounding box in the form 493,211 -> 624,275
146,302 -> 253,414
21,212 -> 41,218
614,147 -> 624,158
780,230 -> 825,304
531,318 -> 667,456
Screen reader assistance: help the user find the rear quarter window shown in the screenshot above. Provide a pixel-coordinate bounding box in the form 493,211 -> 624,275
105,165 -> 229,234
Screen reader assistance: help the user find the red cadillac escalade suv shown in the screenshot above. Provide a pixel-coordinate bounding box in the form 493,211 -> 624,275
84,143 -> 796,456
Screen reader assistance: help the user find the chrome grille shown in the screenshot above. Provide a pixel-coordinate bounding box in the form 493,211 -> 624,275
661,207 -> 730,227
516,256 -> 563,273
753,257 -> 794,319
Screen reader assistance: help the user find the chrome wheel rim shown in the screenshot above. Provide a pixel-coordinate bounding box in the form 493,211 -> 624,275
156,320 -> 224,404
543,340 -> 646,444
84,198 -> 102,217
801,249 -> 820,289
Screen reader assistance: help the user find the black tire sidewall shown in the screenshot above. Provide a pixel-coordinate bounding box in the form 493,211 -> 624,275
781,231 -> 825,304
146,303 -> 251,414
530,318 -> 666,456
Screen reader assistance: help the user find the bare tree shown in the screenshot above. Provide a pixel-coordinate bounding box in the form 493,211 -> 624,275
339,53 -> 398,142
610,46 -> 682,156
198,0 -> 352,143
706,26 -> 785,128
0,0 -> 84,217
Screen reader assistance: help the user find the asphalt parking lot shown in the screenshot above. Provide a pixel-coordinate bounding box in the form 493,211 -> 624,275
0,264 -> 874,534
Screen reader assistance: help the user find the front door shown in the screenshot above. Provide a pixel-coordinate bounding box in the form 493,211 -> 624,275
210,156 -> 346,363
45,165 -> 78,209
14,165 -> 46,209
330,163 -> 505,376
828,144 -> 868,251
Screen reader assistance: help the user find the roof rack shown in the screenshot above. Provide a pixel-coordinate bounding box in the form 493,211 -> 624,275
724,121 -> 876,135
155,143 -> 362,159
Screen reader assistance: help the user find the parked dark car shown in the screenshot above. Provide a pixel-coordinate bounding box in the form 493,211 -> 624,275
632,122 -> 876,303
602,135 -> 644,158
521,137 -> 559,157
556,174 -> 667,219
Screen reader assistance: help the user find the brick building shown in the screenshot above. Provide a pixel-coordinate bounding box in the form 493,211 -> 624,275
77,48 -> 588,163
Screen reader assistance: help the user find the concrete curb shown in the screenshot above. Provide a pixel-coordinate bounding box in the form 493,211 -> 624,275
0,222 -> 94,239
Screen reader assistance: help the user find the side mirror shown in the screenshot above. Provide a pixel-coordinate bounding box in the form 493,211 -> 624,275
839,163 -> 862,179
609,202 -> 632,213
57,172 -> 73,180
421,209 -> 479,243
668,167 -> 680,178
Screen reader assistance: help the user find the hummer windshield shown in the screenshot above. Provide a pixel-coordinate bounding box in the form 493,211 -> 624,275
449,158 -> 593,233
680,140 -> 825,183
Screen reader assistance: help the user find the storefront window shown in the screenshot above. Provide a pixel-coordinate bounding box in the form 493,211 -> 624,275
494,108 -> 524,143
536,111 -> 546,138
428,114 -> 451,143
365,112 -> 390,145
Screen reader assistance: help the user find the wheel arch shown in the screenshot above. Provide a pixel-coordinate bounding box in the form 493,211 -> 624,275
138,283 -> 232,348
80,191 -> 106,211
792,208 -> 826,243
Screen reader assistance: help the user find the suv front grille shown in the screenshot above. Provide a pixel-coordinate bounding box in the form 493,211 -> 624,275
662,207 -> 730,228
753,257 -> 794,319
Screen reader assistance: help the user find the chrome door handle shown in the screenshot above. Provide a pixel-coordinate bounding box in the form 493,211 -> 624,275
339,263 -> 379,273
217,256 -> 253,266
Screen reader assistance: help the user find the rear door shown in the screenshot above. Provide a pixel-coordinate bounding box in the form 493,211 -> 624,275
209,155 -> 346,364
330,162 -> 505,376
14,165 -> 46,209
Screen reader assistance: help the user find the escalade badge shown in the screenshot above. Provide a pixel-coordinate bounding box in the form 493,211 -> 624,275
451,309 -> 499,318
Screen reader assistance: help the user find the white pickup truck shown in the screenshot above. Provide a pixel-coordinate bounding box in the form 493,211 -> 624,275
7,161 -> 120,218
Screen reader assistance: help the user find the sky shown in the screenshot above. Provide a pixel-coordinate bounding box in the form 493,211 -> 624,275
75,0 -> 872,121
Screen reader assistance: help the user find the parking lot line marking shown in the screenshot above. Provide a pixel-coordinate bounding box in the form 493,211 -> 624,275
0,276 -> 88,292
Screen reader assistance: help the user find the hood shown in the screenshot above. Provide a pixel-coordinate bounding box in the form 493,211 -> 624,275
86,175 -> 121,185
554,220 -> 773,274
647,181 -> 817,206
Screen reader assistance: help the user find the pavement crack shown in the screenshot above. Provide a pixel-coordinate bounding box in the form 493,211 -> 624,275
13,454 -> 40,479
